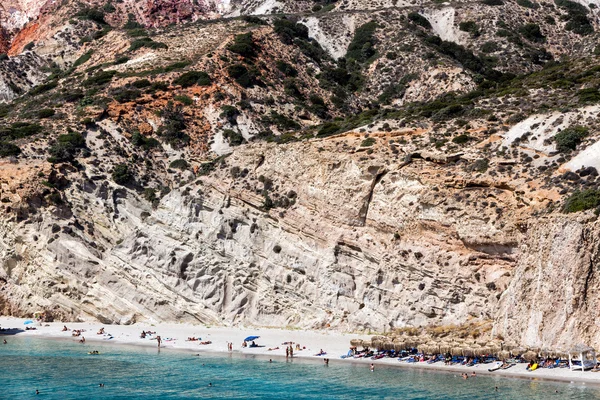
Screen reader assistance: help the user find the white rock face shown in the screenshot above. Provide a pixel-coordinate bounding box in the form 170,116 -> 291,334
300,16 -> 355,60
0,136 -> 516,333
422,7 -> 467,45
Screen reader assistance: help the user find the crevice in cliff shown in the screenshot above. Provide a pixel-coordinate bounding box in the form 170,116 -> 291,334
581,228 -> 598,309
358,169 -> 387,226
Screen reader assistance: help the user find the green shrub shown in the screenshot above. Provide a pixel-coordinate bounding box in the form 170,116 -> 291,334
276,61 -> 298,77
0,142 -> 21,157
131,131 -> 160,150
129,37 -> 168,51
114,55 -> 130,65
223,129 -> 245,146
73,50 -> 94,68
132,79 -> 151,88
267,112 -> 300,131
158,102 -> 189,148
554,126 -> 588,152
82,70 -> 116,87
0,122 -> 43,140
578,87 -> 600,103
452,134 -> 472,144
227,32 -> 259,58
563,189 -> 600,213
519,23 -> 545,43
283,78 -> 304,99
173,71 -> 212,88
471,158 -> 489,173
24,42 -> 35,51
48,132 -> 86,163
241,16 -> 267,25
555,0 -> 594,36
480,41 -> 499,53
0,105 -> 9,118
459,21 -> 480,37
274,18 -> 309,45
346,21 -> 377,63
174,95 -> 193,106
361,137 -> 376,147
516,0 -> 538,8
78,8 -> 106,24
408,12 -> 431,29
317,122 -> 341,137
220,105 -> 240,124
163,61 -> 191,73
169,159 -> 189,170
29,81 -> 58,96
111,87 -> 141,103
112,164 -> 133,185
38,108 -> 55,119
227,64 -> 257,88
103,2 -> 116,13
127,28 -> 148,38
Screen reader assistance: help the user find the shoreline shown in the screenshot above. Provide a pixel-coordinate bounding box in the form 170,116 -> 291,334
2,316 -> 599,387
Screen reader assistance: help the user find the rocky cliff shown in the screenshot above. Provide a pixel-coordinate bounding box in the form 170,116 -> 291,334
2,0 -> 600,349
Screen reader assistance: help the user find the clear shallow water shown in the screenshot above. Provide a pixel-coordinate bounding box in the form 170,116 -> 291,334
1,337 -> 599,399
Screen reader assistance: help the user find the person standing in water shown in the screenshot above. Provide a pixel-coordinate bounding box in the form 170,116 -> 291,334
289,345 -> 294,358
370,363 -> 374,372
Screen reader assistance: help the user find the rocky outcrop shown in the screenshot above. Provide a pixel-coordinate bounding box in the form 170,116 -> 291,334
494,215 -> 600,349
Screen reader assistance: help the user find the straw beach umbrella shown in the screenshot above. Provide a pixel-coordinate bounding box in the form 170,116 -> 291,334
350,339 -> 363,347
498,350 -> 510,360
438,342 -> 451,354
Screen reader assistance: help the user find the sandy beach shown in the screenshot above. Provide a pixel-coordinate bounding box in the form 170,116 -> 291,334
2,316 -> 599,387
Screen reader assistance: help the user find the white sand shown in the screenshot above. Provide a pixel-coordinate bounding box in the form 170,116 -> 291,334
1,316 -> 599,386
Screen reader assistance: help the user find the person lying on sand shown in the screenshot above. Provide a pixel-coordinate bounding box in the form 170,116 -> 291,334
199,341 -> 212,345
187,337 -> 200,341
62,326 -> 69,332
268,347 -> 279,351
97,328 -> 105,335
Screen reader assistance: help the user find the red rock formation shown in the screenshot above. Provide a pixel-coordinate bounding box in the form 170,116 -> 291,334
8,22 -> 40,56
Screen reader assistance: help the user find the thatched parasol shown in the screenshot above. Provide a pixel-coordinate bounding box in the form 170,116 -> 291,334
372,340 -> 384,350
497,350 -> 510,360
464,344 -> 482,357
393,342 -> 405,352
383,341 -> 395,351
438,342 -> 452,354
501,342 -> 518,351
350,339 -> 363,347
450,346 -> 465,356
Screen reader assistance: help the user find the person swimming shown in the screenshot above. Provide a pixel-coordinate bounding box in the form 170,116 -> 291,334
370,363 -> 374,372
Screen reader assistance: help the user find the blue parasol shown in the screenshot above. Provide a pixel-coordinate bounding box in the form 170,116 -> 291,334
244,336 -> 259,342
23,320 -> 34,325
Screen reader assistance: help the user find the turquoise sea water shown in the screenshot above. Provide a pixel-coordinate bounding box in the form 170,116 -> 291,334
1,337 -> 599,399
